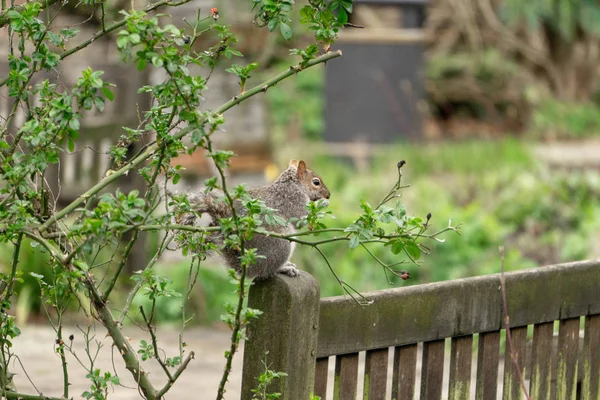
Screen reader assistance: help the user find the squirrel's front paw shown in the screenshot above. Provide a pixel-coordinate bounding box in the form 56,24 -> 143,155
277,262 -> 299,277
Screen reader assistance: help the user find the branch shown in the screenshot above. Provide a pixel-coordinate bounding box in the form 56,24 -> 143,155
37,50 -> 343,233
139,306 -> 173,381
2,391 -> 66,400
59,0 -> 191,61
19,232 -> 159,399
0,0 -> 192,87
156,351 -> 194,398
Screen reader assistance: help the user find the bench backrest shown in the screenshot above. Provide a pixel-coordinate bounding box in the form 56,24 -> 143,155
241,260 -> 600,400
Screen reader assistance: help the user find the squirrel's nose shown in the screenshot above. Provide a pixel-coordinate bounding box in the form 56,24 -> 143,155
325,191 -> 330,200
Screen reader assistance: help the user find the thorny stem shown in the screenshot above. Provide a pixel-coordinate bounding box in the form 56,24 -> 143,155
56,325 -> 69,399
499,246 -> 531,400
139,306 -> 173,381
37,50 -> 342,233
1,233 -> 22,307
206,137 -> 248,400
117,233 -> 173,326
2,392 -> 66,400
156,351 -> 194,398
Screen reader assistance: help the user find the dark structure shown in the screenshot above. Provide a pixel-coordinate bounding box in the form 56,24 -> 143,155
324,0 -> 429,143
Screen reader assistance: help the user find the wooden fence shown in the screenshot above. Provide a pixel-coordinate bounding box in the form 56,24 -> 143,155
241,260 -> 600,399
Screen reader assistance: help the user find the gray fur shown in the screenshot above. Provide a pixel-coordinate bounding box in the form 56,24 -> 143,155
184,160 -> 330,279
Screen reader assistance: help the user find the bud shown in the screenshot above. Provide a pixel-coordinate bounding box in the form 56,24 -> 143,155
397,160 -> 406,168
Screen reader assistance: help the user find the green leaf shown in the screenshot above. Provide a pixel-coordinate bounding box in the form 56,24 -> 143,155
349,235 -> 359,249
101,86 -> 114,101
280,22 -> 293,40
337,8 -> 348,25
69,118 -> 80,130
67,138 -> 75,152
136,58 -> 147,71
129,33 -> 141,44
405,242 -> 421,260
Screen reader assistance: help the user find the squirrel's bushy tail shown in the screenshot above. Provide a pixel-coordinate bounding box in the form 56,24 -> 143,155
182,191 -> 231,226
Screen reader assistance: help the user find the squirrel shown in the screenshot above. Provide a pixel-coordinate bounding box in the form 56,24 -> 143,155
182,159 -> 330,280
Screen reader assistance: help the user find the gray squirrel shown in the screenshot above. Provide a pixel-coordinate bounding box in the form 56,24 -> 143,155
182,159 -> 330,279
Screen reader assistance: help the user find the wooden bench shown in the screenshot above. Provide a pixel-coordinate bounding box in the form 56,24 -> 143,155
241,260 -> 600,399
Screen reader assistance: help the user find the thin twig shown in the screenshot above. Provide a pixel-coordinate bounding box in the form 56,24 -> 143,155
139,306 -> 173,381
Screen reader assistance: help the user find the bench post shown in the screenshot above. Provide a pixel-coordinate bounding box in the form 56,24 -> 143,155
241,271 -> 320,399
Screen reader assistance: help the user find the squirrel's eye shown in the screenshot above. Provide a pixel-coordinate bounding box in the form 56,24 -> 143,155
312,178 -> 320,186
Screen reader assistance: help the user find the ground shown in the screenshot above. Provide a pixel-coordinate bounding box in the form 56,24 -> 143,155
11,325 -> 242,399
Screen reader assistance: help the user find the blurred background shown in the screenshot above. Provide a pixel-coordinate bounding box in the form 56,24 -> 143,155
3,0 -> 600,326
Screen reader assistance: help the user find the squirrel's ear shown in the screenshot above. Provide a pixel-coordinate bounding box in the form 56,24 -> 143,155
289,159 -> 299,168
297,160 -> 307,179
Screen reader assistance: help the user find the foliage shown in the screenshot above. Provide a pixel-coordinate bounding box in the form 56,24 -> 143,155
529,99 -> 600,139
286,140 -> 600,294
250,352 -> 287,400
0,0 -> 456,399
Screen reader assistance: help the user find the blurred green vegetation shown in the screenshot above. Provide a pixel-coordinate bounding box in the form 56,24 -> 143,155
291,139 -> 600,296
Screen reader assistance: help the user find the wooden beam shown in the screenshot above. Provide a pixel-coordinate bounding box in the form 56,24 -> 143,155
317,260 -> 600,357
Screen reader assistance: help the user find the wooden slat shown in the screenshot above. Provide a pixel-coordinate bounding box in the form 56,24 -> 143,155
333,353 -> 359,400
582,315 -> 600,400
449,335 -> 473,400
529,322 -> 554,400
420,339 -> 445,400
314,357 -> 329,399
363,348 -> 389,400
556,318 -> 580,400
317,260 -> 600,357
476,331 -> 500,400
391,344 -> 417,400
502,326 -> 528,400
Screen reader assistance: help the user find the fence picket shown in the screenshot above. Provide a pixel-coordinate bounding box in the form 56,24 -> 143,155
529,322 -> 554,400
582,315 -> 600,400
314,357 -> 329,399
502,326 -> 528,400
476,331 -> 500,400
449,335 -> 473,400
333,352 -> 359,400
391,344 -> 417,400
420,339 -> 445,400
556,317 -> 580,400
363,348 -> 388,400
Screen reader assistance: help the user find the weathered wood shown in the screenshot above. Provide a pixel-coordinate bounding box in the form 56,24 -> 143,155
502,326 -> 528,400
420,339 -> 445,400
333,353 -> 359,400
476,331 -> 500,400
449,335 -> 473,400
529,322 -> 554,400
318,260 -> 600,357
391,344 -> 417,400
314,357 -> 329,399
582,315 -> 600,400
363,348 -> 388,400
241,272 -> 320,400
556,318 -> 580,400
